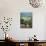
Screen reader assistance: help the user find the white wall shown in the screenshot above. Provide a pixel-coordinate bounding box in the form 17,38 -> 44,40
0,0 -> 46,40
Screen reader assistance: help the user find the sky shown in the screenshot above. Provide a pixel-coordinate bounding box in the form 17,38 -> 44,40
20,12 -> 32,21
20,12 -> 32,17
